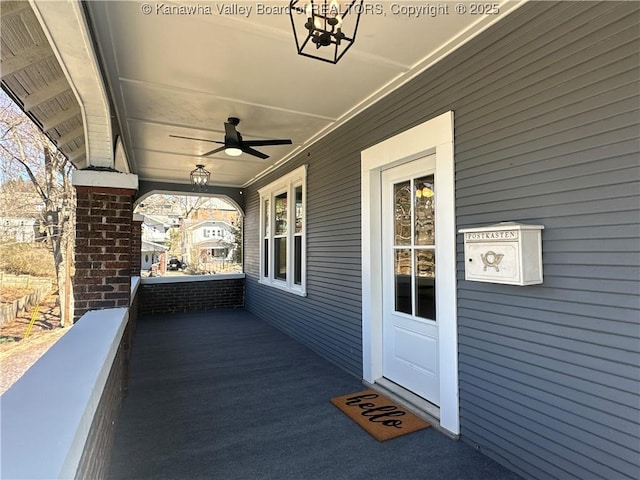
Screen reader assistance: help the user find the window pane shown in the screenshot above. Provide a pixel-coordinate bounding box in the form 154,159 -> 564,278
264,199 -> 270,237
275,237 -> 287,280
415,175 -> 435,246
294,235 -> 302,285
415,249 -> 436,320
295,186 -> 303,234
394,249 -> 412,314
275,193 -> 287,236
394,181 -> 411,246
263,238 -> 269,277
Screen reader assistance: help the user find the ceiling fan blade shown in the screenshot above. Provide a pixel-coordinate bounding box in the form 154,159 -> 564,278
170,134 -> 224,144
242,146 -> 269,159
201,146 -> 226,157
242,139 -> 293,147
224,122 -> 240,143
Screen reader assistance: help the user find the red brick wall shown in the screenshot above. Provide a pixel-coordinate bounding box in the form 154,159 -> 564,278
130,220 -> 142,276
74,187 -> 135,321
74,340 -> 125,480
139,278 -> 244,316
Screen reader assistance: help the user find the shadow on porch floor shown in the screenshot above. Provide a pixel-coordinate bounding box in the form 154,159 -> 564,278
107,309 -> 522,480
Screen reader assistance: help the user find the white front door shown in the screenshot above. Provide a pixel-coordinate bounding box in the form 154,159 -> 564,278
381,156 -> 440,405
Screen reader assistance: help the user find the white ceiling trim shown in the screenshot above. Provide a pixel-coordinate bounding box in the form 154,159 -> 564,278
29,0 -> 114,169
118,77 -> 338,123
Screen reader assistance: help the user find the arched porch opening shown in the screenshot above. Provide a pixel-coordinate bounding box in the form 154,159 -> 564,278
133,189 -> 244,278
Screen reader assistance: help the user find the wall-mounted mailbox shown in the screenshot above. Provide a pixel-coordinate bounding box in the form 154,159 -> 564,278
459,222 -> 544,286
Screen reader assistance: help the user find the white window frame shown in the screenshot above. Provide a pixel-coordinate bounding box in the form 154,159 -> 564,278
258,165 -> 307,296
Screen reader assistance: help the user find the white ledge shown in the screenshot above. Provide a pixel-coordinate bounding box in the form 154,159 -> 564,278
131,275 -> 140,303
0,308 -> 128,479
72,170 -> 138,190
141,273 -> 245,285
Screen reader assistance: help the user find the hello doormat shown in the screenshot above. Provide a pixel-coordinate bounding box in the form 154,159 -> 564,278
330,389 -> 430,441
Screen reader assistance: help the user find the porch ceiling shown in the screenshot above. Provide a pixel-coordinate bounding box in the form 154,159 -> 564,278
1,1 -> 88,168
4,1 -> 524,188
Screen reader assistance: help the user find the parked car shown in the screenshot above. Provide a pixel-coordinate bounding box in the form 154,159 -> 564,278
167,258 -> 182,271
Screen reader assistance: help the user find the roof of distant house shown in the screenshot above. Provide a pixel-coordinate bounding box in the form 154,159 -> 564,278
142,214 -> 180,227
192,238 -> 233,249
141,240 -> 169,251
185,219 -> 236,231
199,197 -> 236,211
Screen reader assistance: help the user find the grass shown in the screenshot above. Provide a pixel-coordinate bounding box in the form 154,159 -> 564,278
0,243 -> 55,278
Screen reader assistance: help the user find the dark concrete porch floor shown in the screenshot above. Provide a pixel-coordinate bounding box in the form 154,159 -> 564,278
107,309 -> 522,480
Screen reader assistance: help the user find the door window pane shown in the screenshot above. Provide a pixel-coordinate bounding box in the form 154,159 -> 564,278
415,249 -> 436,320
394,181 -> 411,246
390,173 -> 437,319
394,249 -> 412,314
414,175 -> 435,246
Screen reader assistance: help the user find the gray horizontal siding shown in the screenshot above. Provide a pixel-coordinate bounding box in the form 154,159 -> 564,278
451,2 -> 640,479
244,2 -> 639,479
244,149 -> 364,377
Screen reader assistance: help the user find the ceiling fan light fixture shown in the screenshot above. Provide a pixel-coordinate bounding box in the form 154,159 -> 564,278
171,117 -> 292,160
289,0 -> 363,64
225,146 -> 243,157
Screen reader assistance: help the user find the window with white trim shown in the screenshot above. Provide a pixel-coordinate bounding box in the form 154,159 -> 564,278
259,165 -> 307,296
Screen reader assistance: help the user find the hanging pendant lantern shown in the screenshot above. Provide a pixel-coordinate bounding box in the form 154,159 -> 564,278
289,0 -> 363,64
190,164 -> 210,190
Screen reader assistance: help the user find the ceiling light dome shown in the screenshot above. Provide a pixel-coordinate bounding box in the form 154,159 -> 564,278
225,147 -> 243,157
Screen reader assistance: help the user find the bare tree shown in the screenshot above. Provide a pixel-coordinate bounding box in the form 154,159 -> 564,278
178,195 -> 209,219
0,93 -> 75,327
138,194 -> 209,219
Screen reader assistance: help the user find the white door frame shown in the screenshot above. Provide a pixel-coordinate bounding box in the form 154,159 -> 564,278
360,111 -> 459,435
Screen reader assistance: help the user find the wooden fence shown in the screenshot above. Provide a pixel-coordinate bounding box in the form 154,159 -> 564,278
0,273 -> 52,328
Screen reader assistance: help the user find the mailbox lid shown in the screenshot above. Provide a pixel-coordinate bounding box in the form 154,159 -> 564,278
459,221 -> 544,242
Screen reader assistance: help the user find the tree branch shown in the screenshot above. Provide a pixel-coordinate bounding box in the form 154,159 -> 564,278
0,137 -> 48,203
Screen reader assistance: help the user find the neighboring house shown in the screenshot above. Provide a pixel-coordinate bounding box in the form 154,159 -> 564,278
140,214 -> 176,245
190,197 -> 240,225
184,220 -> 237,266
0,217 -> 38,243
140,240 -> 169,271
0,189 -> 45,244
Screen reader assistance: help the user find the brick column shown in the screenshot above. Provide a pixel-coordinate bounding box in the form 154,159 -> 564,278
131,214 -> 143,276
73,171 -> 138,322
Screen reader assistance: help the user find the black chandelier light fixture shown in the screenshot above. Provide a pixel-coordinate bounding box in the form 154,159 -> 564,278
289,0 -> 364,64
190,164 -> 210,190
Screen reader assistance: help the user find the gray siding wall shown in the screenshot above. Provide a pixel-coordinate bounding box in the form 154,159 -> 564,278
244,2 -> 639,479
244,141 -> 364,375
